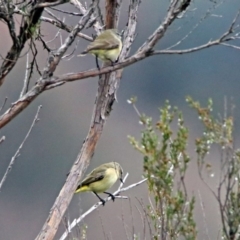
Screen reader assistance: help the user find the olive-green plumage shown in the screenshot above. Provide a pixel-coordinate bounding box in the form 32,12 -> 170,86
75,162 -> 123,205
81,29 -> 122,69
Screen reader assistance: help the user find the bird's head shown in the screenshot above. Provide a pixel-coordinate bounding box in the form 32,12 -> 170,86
112,162 -> 123,183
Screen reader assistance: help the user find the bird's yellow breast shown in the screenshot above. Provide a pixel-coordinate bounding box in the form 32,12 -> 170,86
89,167 -> 118,193
90,48 -> 121,62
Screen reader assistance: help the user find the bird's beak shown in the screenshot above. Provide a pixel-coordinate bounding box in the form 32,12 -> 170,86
120,178 -> 123,183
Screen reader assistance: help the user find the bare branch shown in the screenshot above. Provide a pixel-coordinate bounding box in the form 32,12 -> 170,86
220,42 -> 240,50
49,6 -> 83,16
44,8 -> 66,24
133,199 -> 146,240
105,0 -> 122,29
30,40 -> 43,76
0,105 -> 42,191
20,53 -> 30,97
41,4 -> 96,79
138,0 -> 192,53
121,199 -> 131,240
40,16 -> 93,41
136,197 -> 154,238
35,0 -> 69,9
62,39 -> 79,60
166,1 -> 222,50
0,136 -> 6,145
95,0 -> 104,27
70,0 -> 102,32
154,9 -> 240,55
69,0 -> 87,14
198,190 -> 211,240
0,97 -> 7,113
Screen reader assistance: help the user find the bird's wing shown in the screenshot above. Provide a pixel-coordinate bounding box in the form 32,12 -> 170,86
79,169 -> 105,187
86,38 -> 119,51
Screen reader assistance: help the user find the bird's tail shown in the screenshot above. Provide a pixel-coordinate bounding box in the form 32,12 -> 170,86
77,50 -> 88,57
75,184 -> 89,193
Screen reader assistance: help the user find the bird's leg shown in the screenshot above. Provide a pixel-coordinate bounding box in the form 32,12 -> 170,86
104,191 -> 115,202
94,192 -> 105,206
106,58 -> 115,66
95,56 -> 100,70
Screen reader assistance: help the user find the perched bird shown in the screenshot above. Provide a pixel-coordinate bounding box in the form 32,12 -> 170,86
75,162 -> 123,205
80,29 -> 122,70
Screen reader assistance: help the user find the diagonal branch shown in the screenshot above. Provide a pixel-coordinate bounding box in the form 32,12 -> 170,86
138,0 -> 192,53
70,0 -> 102,32
40,16 -> 92,41
152,11 -> 240,55
35,0 -> 69,8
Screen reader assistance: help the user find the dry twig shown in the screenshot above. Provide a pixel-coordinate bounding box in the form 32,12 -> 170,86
0,105 -> 42,191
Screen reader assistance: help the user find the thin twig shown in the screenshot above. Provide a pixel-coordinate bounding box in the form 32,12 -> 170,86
129,198 -> 135,239
31,41 -> 42,77
41,16 -> 93,41
0,97 -> 7,113
121,197 -> 130,240
198,190 -> 211,240
62,39 -> 79,60
136,197 -> 154,239
134,199 -> 146,240
166,0 -> 223,50
95,0 -> 104,27
70,0 -> 102,32
220,42 -> 240,50
0,105 -> 42,191
36,0 -> 68,8
49,7 -> 83,16
98,208 -> 108,240
0,136 -> 6,144
20,53 -> 30,97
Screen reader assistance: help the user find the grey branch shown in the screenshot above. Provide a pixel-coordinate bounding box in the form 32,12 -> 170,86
0,97 -> 7,113
35,0 -> 68,8
40,16 -> 93,41
49,6 -> 83,16
41,1 -> 96,80
20,53 -> 30,98
0,136 -> 6,144
70,0 -> 102,32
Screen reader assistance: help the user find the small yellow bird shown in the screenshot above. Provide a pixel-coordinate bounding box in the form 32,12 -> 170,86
80,29 -> 122,70
75,162 -> 123,205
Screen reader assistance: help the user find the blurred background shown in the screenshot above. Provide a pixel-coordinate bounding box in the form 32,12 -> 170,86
0,0 -> 240,239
